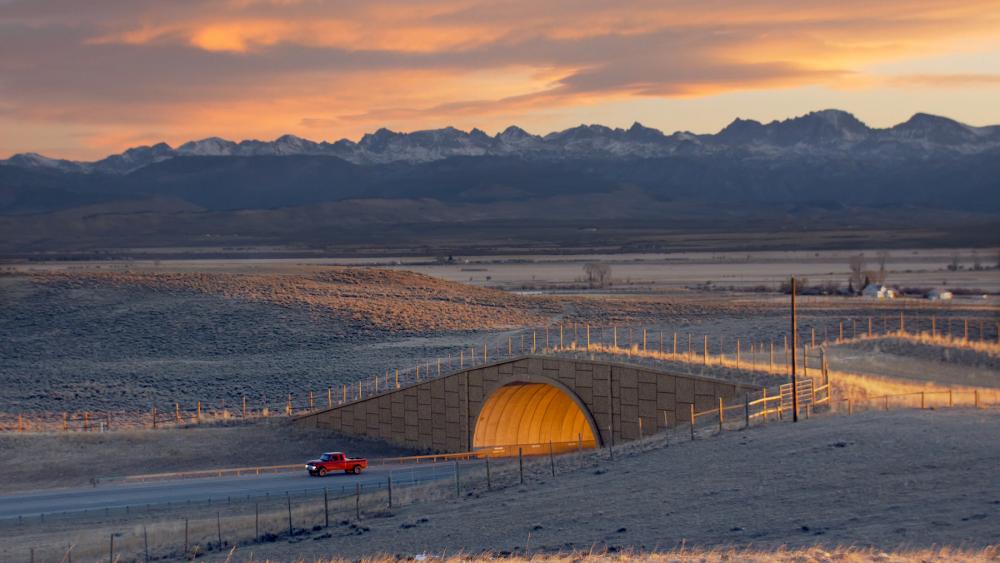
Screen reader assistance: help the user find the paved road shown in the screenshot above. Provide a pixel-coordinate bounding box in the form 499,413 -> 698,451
0,463 -> 458,520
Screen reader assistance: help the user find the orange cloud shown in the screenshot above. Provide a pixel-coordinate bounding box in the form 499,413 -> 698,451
890,73 -> 1000,86
2,0 -> 999,159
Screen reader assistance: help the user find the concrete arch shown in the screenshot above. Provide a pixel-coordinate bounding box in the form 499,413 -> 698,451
473,374 -> 601,449
298,355 -> 757,454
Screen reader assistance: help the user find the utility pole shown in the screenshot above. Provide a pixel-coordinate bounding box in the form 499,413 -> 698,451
791,276 -> 799,423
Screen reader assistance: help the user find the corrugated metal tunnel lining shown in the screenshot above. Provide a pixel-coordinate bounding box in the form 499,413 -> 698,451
473,382 -> 597,448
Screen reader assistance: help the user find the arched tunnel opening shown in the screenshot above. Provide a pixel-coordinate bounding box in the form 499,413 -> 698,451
473,382 -> 599,455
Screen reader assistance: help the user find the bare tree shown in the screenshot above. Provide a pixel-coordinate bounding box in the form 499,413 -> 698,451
876,251 -> 890,284
948,254 -> 961,271
583,262 -> 612,288
848,254 -> 866,292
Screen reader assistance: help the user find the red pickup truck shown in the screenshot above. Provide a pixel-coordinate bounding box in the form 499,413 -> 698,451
305,452 -> 368,477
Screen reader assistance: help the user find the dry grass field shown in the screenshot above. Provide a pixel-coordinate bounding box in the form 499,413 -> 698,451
4,409 -> 997,562
1,255 -> 998,562
195,547 -> 1000,562
212,409 -> 1000,561
2,264 -> 996,422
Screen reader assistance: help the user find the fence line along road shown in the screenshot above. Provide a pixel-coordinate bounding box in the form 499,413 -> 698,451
117,440 -> 599,484
3,311 -> 997,433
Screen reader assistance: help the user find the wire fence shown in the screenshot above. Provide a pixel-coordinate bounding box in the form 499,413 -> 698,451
2,311 -> 997,433
0,441 -> 610,562
7,380 -> 996,562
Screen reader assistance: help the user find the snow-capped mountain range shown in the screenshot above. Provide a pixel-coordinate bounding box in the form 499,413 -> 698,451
4,110 -> 999,175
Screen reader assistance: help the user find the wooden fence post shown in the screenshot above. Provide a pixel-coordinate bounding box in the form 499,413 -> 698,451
718,397 -> 724,432
744,393 -> 750,429
518,448 -> 524,485
762,388 -> 768,423
549,441 -> 556,477
387,474 -> 393,508
689,404 -> 695,440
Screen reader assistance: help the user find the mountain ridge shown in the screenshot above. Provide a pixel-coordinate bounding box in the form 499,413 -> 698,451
5,109 -> 1000,174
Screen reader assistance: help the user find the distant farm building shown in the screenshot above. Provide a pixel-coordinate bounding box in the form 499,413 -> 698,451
862,283 -> 896,299
926,288 -> 953,300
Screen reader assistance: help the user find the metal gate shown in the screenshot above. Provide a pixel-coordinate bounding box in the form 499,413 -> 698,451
779,378 -> 814,413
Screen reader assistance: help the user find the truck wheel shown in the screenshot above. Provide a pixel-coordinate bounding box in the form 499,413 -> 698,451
352,465 -> 362,475
318,468 -> 327,477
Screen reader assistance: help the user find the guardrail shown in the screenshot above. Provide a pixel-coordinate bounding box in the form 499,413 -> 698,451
117,440 -> 599,483
121,464 -> 303,483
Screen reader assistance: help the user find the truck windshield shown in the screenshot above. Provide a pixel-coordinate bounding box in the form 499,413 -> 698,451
320,453 -> 332,461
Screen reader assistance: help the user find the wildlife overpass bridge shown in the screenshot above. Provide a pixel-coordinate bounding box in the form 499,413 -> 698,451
297,356 -> 757,454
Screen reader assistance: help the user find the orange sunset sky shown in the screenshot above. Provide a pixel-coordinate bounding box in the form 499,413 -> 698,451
2,0 -> 999,160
